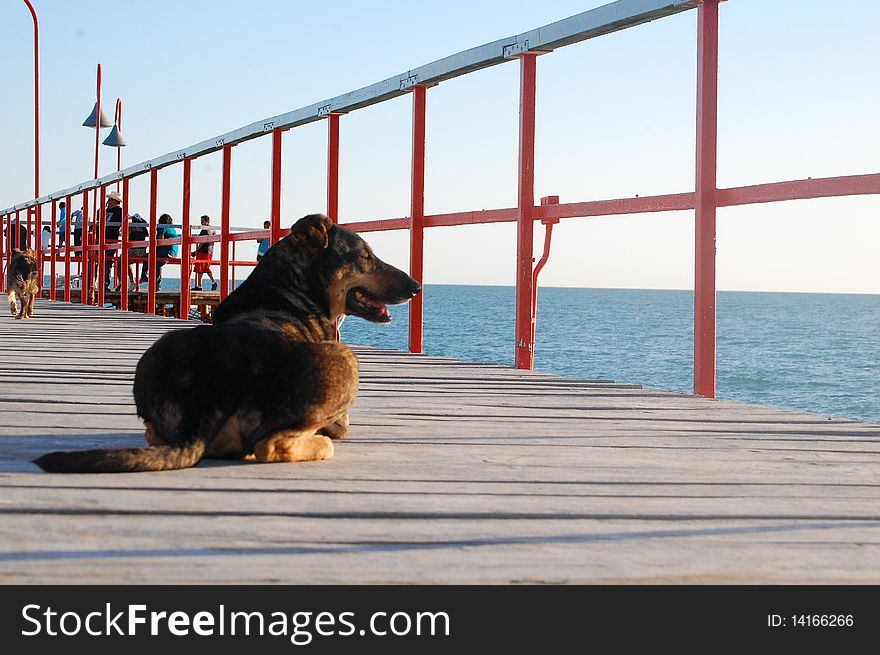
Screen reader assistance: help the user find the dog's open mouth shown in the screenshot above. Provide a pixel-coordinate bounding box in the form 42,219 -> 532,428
347,288 -> 391,323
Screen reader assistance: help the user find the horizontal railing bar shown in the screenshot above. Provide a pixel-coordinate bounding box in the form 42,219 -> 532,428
21,171 -> 880,243
716,173 -> 880,207
341,172 -> 880,232
2,0 -> 697,214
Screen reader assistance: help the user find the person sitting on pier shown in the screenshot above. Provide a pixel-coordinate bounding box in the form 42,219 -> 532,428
124,212 -> 148,291
6,217 -> 29,251
140,213 -> 178,291
71,207 -> 83,247
192,214 -> 218,291
41,226 -> 52,251
101,191 -> 123,290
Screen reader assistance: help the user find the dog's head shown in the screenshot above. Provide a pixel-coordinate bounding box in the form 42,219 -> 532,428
290,214 -> 420,323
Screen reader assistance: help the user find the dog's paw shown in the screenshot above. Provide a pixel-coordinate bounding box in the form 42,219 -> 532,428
310,435 -> 335,460
254,432 -> 335,463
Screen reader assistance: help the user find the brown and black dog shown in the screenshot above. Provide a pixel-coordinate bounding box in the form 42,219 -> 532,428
35,214 -> 420,472
6,248 -> 39,320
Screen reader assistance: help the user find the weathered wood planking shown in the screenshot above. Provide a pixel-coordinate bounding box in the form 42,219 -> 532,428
0,299 -> 879,584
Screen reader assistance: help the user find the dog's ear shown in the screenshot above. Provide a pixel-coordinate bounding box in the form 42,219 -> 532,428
290,214 -> 332,250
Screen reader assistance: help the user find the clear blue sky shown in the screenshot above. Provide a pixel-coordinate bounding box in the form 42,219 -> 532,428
2,0 -> 878,293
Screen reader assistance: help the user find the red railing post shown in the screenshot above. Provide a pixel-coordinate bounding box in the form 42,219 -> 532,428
4,214 -> 11,276
327,113 -> 341,223
81,190 -> 90,305
231,241 -> 237,290
409,85 -> 427,353
27,206 -> 33,252
220,145 -> 232,300
97,185 -> 107,307
28,205 -> 43,298
1,215 -> 5,277
270,128 -> 284,243
120,178 -> 130,311
326,113 -> 342,340
515,53 -> 539,370
64,195 -> 71,302
694,0 -> 719,399
147,169 -> 158,314
180,158 -> 192,317
7,212 -> 14,269
49,200 -> 56,300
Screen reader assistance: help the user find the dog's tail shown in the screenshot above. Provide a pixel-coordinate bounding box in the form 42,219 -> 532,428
33,440 -> 206,473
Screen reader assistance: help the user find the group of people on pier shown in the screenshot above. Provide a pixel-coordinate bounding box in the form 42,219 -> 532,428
6,192 -> 219,293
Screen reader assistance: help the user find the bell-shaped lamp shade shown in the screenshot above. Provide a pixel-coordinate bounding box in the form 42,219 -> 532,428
82,102 -> 113,128
102,123 -> 127,147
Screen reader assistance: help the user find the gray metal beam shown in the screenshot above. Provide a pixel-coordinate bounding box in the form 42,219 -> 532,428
2,0 -> 697,215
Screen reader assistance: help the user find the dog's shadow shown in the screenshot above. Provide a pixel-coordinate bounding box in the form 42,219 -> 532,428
0,433 -> 253,473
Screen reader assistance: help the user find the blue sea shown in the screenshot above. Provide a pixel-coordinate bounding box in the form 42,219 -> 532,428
338,285 -> 879,425
108,281 -> 879,424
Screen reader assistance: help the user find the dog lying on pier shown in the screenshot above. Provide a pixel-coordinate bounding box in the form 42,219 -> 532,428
6,248 -> 39,320
34,214 -> 420,472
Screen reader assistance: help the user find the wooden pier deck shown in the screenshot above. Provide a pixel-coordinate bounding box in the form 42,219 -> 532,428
1,300 -> 879,584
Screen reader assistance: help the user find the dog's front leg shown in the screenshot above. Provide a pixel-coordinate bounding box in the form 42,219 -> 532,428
254,428 -> 334,463
7,290 -> 17,317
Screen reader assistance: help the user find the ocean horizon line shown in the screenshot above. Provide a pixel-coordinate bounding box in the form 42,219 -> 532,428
139,279 -> 880,298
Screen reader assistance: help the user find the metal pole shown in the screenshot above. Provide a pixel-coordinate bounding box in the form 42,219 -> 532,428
180,158 -> 192,317
2,215 -> 7,277
50,201 -> 56,300
115,98 -> 122,191
515,53 -> 539,370
22,0 -> 39,201
532,196 -> 559,346
327,113 -> 341,223
120,178 -> 129,311
148,169 -> 158,314
97,185 -> 107,307
694,0 -> 719,399
220,145 -> 232,300
64,195 -> 72,302
94,64 -> 102,180
409,85 -> 427,354
81,190 -> 89,305
5,214 -> 11,277
270,128 -> 283,243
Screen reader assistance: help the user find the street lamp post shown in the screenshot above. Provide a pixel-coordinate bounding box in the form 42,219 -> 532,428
103,98 -> 127,188
103,98 -> 127,296
82,63 -> 112,303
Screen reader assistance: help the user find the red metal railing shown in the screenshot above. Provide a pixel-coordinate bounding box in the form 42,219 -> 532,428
3,0 -> 879,398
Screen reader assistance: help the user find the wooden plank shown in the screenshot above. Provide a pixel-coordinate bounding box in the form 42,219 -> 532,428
0,299 -> 879,583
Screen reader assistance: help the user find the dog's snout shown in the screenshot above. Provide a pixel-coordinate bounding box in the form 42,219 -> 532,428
409,278 -> 421,297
